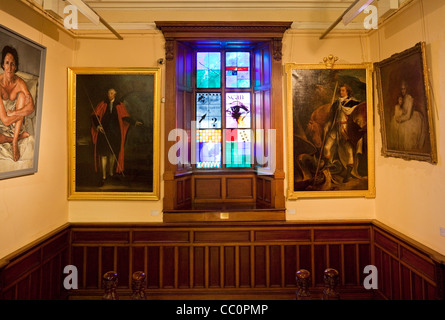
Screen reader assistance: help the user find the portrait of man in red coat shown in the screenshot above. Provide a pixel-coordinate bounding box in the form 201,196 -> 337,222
91,88 -> 142,184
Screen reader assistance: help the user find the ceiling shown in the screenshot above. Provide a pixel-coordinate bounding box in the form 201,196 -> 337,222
24,0 -> 410,38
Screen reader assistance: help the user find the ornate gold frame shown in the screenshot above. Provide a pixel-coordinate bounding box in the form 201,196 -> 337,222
67,67 -> 161,200
286,61 -> 375,199
375,42 -> 437,164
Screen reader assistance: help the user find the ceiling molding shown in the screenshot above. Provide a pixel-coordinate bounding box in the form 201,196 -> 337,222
85,0 -> 355,10
77,22 -> 158,30
155,21 -> 293,38
75,20 -> 368,31
291,21 -> 365,30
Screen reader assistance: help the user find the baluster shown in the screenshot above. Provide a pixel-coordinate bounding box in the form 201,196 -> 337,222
322,268 -> 340,300
131,271 -> 147,300
102,271 -> 119,300
295,269 -> 311,300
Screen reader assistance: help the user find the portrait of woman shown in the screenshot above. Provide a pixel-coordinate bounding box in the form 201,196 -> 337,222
388,80 -> 427,152
376,42 -> 437,164
0,45 -> 35,161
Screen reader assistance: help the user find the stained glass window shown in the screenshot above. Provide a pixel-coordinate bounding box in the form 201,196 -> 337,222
225,93 -> 251,128
196,93 -> 221,129
195,49 -> 252,169
225,129 -> 252,167
225,52 -> 250,88
196,129 -> 222,168
197,52 -> 221,88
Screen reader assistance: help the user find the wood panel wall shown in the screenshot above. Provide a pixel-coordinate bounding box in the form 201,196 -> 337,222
68,222 -> 374,299
193,174 -> 255,203
0,226 -> 69,300
372,222 -> 445,300
1,221 -> 444,300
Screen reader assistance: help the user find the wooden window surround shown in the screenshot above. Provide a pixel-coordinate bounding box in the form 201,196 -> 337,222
156,22 -> 291,222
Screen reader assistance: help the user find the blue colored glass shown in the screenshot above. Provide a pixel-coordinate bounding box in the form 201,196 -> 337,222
196,93 -> 221,128
225,52 -> 250,88
196,129 -> 222,168
197,52 -> 221,88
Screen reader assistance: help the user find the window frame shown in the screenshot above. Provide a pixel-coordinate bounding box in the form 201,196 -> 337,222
156,21 -> 290,220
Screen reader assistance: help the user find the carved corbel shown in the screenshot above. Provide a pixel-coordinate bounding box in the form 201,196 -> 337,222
165,38 -> 174,61
273,38 -> 283,61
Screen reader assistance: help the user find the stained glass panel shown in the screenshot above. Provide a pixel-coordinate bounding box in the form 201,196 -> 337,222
225,92 -> 251,128
196,129 -> 222,168
197,52 -> 221,88
196,93 -> 221,129
225,52 -> 250,88
225,129 -> 252,167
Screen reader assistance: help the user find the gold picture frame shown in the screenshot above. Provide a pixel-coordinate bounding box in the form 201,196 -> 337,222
286,61 -> 375,199
375,42 -> 437,164
68,67 -> 161,200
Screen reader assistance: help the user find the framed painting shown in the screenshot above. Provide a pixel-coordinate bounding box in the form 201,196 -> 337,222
0,24 -> 46,179
375,42 -> 437,164
286,61 -> 375,199
68,67 -> 160,200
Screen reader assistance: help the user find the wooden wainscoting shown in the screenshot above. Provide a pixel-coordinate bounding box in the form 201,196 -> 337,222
372,221 -> 445,300
0,225 -> 70,300
164,172 -> 286,222
1,220 -> 444,300
192,173 -> 256,204
68,221 -> 375,300
175,174 -> 192,210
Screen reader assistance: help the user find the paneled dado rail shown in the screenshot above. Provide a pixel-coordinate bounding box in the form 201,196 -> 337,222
0,221 -> 444,300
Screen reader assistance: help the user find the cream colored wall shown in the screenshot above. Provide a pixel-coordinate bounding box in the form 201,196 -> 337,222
68,30 -> 376,224
283,31 -> 376,221
368,0 -> 445,256
0,3 -> 74,259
